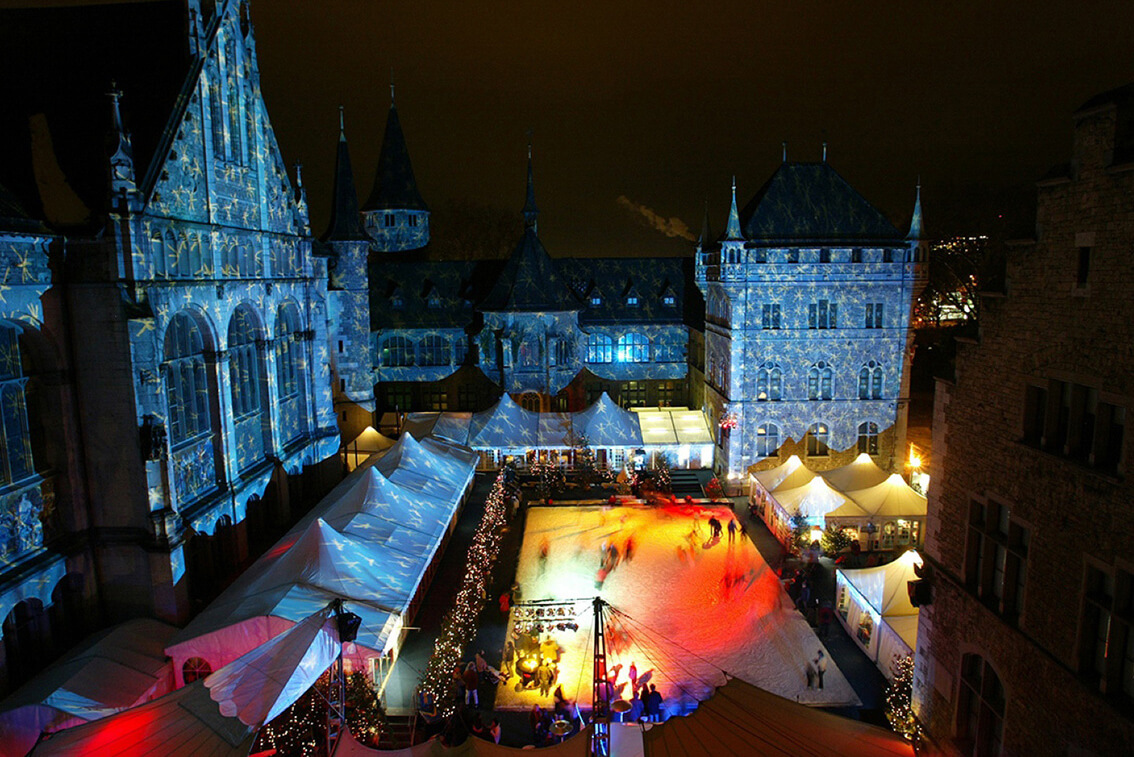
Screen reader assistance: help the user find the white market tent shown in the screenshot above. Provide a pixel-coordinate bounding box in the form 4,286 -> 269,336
845,474 -> 928,520
574,393 -> 644,448
345,426 -> 397,471
167,436 -> 476,688
750,454 -> 926,553
632,408 -> 714,469
820,453 -> 891,492
836,550 -> 923,679
404,413 -> 472,448
467,394 -> 539,450
33,608 -> 341,757
0,619 -> 177,757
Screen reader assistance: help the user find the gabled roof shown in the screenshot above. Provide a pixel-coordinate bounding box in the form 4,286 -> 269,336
738,162 -> 903,243
478,227 -> 580,313
369,259 -> 486,330
320,112 -> 367,242
362,103 -> 427,212
0,1 -> 191,229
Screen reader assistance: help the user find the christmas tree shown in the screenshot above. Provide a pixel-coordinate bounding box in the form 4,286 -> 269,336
346,671 -> 386,746
885,654 -> 920,743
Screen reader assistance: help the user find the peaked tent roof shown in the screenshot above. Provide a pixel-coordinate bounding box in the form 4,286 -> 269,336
0,619 -> 177,757
321,113 -> 368,242
819,453 -> 891,492
840,550 -> 923,619
738,162 -> 904,243
362,103 -> 427,212
845,474 -> 928,519
754,455 -> 815,493
35,608 -> 341,757
573,392 -> 644,447
477,227 -> 581,312
773,477 -> 868,520
374,432 -> 474,502
641,676 -> 913,757
468,394 -> 540,448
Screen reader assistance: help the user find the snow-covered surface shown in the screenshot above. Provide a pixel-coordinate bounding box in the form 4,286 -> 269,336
496,504 -> 860,715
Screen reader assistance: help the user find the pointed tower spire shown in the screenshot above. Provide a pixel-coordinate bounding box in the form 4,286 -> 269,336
782,141 -> 788,162
698,199 -> 714,247
390,68 -> 395,105
107,82 -> 136,197
322,106 -> 367,242
725,176 -> 743,241
522,137 -> 539,233
293,160 -> 309,230
906,178 -> 924,240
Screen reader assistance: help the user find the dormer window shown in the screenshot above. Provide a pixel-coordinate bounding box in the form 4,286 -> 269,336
427,294 -> 442,309
590,294 -> 603,307
384,213 -> 396,228
409,215 -> 419,228
662,294 -> 676,307
626,295 -> 639,307
390,291 -> 405,310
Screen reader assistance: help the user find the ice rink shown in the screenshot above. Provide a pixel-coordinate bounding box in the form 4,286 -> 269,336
494,503 -> 860,716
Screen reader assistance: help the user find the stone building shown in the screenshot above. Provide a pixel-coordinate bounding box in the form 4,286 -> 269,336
694,160 -> 927,484
0,0 -> 339,692
914,84 -> 1134,755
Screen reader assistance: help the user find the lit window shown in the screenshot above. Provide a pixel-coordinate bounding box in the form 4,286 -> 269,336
807,423 -> 829,457
662,294 -> 676,307
808,361 -> 833,401
756,362 -> 782,401
586,333 -> 613,363
616,333 -> 649,363
857,422 -> 879,455
626,295 -> 639,307
590,294 -> 603,307
756,423 -> 779,457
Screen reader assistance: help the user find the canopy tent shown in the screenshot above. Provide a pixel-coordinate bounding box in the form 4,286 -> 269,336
753,455 -> 815,493
404,413 -> 472,447
166,519 -> 410,684
537,411 -> 573,449
168,440 -> 475,688
467,394 -> 539,449
573,392 -> 644,448
33,608 -> 341,757
374,433 -> 476,503
641,676 -> 913,756
845,474 -> 928,520
772,477 -> 868,521
836,550 -> 922,679
0,619 -> 177,757
819,453 -> 891,492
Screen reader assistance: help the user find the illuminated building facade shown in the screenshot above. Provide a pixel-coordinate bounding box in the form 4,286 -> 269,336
695,161 -> 927,482
914,85 -> 1134,756
0,0 -> 339,691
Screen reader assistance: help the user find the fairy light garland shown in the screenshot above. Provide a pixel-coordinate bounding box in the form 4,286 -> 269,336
885,654 -> 921,742
419,471 -> 511,715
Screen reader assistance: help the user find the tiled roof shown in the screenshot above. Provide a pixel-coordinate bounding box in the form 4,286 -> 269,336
563,257 -> 686,325
477,227 -> 580,313
737,162 -> 903,243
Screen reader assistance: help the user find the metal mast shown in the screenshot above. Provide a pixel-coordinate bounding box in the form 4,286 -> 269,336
591,597 -> 610,757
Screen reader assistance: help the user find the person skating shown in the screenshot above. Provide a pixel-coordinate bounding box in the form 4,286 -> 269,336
727,517 -> 737,543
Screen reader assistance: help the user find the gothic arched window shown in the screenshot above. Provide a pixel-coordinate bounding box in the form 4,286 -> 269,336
227,307 -> 263,419
0,324 -> 34,486
857,421 -> 879,455
808,361 -> 833,400
859,361 -> 884,400
756,362 -> 782,402
164,313 -> 212,444
275,304 -> 302,400
807,422 -> 830,457
381,336 -> 414,367
756,423 -> 780,457
586,333 -> 613,364
958,654 -> 1006,756
616,333 -> 649,363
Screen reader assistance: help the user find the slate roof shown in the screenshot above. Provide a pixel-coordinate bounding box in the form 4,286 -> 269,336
477,227 -> 580,313
563,257 -> 686,325
0,180 -> 48,234
737,162 -> 904,243
369,259 -> 495,330
320,121 -> 368,242
0,1 -> 191,228
362,104 -> 428,212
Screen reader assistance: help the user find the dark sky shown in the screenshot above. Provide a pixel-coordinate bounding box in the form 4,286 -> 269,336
90,2 -> 1134,255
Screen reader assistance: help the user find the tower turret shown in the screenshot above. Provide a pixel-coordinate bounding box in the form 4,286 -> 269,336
361,83 -> 429,252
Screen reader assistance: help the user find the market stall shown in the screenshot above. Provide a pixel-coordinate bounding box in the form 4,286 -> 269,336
835,550 -> 923,679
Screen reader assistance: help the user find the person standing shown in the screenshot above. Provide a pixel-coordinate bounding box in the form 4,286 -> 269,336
529,704 -> 543,741
463,662 -> 480,707
502,640 -> 515,679
647,684 -> 664,722
805,658 -> 817,689
814,650 -> 827,689
628,661 -> 638,691
535,660 -> 554,697
727,518 -> 737,543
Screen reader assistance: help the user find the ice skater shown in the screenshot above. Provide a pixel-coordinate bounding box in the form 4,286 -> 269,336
814,650 -> 827,689
727,518 -> 737,543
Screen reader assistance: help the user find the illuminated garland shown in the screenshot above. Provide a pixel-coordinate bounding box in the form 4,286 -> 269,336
419,471 -> 510,715
885,654 -> 921,743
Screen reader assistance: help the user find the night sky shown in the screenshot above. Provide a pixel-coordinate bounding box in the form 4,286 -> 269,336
36,1 -> 1134,256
